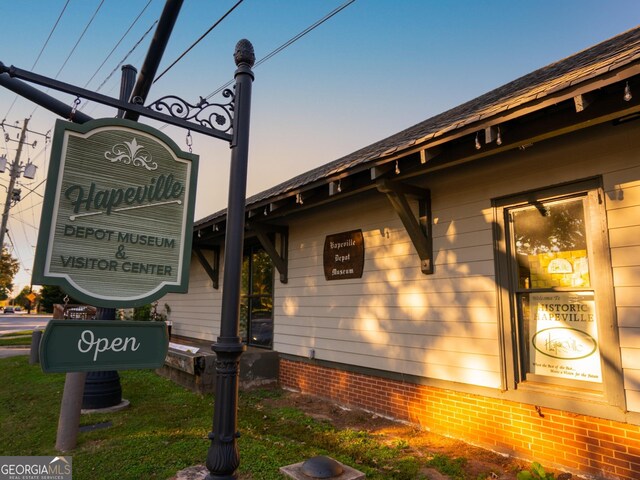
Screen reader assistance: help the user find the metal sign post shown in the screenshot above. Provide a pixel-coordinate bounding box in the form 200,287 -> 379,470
204,41 -> 254,480
1,6 -> 255,472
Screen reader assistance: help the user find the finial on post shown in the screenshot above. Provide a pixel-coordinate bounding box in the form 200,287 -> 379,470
234,39 -> 255,68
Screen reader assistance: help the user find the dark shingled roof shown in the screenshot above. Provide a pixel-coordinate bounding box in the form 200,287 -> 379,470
197,26 -> 640,226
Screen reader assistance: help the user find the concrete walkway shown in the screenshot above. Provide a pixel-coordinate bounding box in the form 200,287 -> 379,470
0,347 -> 29,359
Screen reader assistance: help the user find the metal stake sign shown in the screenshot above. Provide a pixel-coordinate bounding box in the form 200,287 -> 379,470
40,320 -> 169,373
32,118 -> 198,308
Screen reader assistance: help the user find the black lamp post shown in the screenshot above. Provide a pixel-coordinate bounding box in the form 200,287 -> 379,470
1,11 -> 254,464
205,40 -> 255,480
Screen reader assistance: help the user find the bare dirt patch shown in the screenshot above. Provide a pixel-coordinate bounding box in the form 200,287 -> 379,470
266,390 -> 545,480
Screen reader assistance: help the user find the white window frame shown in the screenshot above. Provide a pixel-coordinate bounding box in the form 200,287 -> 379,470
493,178 -> 626,414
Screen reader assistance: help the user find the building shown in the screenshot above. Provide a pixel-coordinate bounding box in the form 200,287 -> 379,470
162,27 -> 640,479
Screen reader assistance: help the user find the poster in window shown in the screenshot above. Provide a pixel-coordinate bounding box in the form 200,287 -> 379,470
528,292 -> 602,383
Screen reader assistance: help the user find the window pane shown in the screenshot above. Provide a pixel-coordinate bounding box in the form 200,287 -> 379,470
241,247 -> 275,348
250,297 -> 273,347
239,298 -> 248,344
241,255 -> 249,296
251,250 -> 273,296
239,255 -> 250,343
512,198 -> 590,289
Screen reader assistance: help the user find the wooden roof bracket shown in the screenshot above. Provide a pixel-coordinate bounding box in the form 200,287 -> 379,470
193,245 -> 220,289
246,221 -> 289,283
376,179 -> 433,274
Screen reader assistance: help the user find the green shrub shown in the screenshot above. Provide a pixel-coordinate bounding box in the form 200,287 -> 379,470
517,462 -> 559,480
132,304 -> 152,320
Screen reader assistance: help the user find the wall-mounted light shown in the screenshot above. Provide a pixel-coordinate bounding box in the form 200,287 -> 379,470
337,179 -> 342,193
496,127 -> 502,146
475,132 -> 481,150
296,193 -> 304,205
624,81 -> 632,102
395,160 -> 400,175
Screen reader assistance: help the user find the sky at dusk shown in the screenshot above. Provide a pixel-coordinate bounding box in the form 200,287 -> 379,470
1,0 -> 639,293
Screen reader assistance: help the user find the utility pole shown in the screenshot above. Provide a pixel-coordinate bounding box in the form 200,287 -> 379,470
0,118 -> 29,250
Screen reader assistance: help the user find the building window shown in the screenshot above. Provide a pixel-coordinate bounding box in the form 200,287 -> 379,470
494,178 -> 625,409
240,246 -> 274,348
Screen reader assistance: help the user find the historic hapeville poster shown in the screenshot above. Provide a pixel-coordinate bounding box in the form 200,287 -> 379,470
528,292 -> 602,383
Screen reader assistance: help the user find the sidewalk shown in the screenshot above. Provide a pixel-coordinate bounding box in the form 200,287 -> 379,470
0,347 -> 29,359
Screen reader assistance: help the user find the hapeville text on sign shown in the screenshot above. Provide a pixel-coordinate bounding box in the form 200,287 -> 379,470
64,173 -> 185,218
32,118 -> 198,308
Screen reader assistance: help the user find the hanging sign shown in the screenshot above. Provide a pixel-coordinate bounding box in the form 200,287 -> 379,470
323,229 -> 365,280
32,118 -> 198,308
39,320 -> 169,373
528,292 -> 602,383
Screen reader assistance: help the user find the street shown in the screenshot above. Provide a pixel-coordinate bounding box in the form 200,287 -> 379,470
0,314 -> 51,335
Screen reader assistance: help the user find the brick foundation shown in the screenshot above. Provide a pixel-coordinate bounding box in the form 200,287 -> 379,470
279,359 -> 640,480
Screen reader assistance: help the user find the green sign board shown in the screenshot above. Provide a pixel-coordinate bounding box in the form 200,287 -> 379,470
32,118 -> 198,307
40,320 -> 169,373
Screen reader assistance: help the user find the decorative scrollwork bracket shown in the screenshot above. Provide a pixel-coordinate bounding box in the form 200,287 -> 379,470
146,89 -> 235,136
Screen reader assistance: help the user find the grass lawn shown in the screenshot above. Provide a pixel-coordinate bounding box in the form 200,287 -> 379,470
0,331 -> 33,347
0,356 -> 425,480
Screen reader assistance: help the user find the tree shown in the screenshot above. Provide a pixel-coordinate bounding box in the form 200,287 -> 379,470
513,199 -> 586,255
15,286 -> 38,313
0,248 -> 19,301
39,285 -> 76,313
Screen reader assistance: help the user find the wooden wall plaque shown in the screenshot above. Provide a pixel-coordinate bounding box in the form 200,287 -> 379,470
323,229 -> 364,280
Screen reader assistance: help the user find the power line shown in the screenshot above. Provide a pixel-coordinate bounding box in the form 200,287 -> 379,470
5,227 -> 35,291
0,121 -> 51,139
17,212 -> 34,263
2,0 -> 71,120
15,180 -> 45,201
9,211 -> 39,231
255,0 -> 355,69
93,20 -> 158,94
153,0 -> 245,84
53,0 -> 106,80
30,0 -> 106,118
78,18 -> 157,115
83,0 -> 154,88
5,231 -> 26,271
204,0 -> 356,100
31,0 -> 71,71
11,201 -> 43,215
156,0 -> 355,133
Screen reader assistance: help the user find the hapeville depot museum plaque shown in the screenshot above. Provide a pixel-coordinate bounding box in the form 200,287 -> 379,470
323,229 -> 365,280
33,118 -> 198,307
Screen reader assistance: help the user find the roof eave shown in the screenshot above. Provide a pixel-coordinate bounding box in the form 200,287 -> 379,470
194,59 -> 640,236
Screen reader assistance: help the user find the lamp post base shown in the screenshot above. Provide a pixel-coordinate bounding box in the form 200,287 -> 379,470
205,340 -> 246,479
